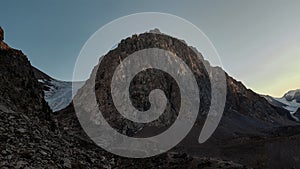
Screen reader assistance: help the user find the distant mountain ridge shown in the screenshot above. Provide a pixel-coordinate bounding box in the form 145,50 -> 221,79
284,89 -> 300,103
263,89 -> 300,120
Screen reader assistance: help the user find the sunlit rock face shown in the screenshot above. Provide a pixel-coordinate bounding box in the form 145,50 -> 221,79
0,27 -> 9,50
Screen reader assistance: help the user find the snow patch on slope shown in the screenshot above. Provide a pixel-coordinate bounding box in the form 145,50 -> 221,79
275,97 -> 300,114
263,89 -> 300,121
274,89 -> 300,114
39,79 -> 84,112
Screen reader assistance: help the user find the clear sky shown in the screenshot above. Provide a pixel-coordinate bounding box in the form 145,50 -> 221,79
0,0 -> 299,97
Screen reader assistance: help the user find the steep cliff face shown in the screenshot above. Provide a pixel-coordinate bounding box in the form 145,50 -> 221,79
0,28 -> 119,169
0,27 -> 108,168
0,27 -> 9,50
92,33 -> 211,135
0,31 -> 51,117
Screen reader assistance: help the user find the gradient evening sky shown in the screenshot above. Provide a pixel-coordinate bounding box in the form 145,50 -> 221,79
0,0 -> 299,97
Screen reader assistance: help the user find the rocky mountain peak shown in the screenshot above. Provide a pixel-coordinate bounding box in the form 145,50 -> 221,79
284,89 -> 300,102
149,28 -> 161,34
72,32 -> 212,136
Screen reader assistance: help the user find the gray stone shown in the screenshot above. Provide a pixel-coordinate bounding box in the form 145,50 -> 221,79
63,158 -> 71,169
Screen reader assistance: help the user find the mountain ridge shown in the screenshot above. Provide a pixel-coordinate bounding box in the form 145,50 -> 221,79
57,30 -> 300,168
263,89 -> 300,121
1,26 -> 299,168
0,26 -> 251,168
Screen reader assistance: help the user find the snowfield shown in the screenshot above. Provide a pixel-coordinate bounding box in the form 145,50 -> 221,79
263,89 -> 300,121
39,79 -> 84,112
275,97 -> 300,114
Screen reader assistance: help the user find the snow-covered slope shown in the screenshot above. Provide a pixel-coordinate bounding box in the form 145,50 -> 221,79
33,67 -> 85,112
40,79 -> 84,112
277,89 -> 300,113
263,89 -> 300,121
275,97 -> 300,114
264,89 -> 300,113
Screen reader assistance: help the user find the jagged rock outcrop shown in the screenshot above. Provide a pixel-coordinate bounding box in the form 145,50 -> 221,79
0,26 -> 9,50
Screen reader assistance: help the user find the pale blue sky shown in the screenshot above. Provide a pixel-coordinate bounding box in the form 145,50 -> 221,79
1,0 -> 299,97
